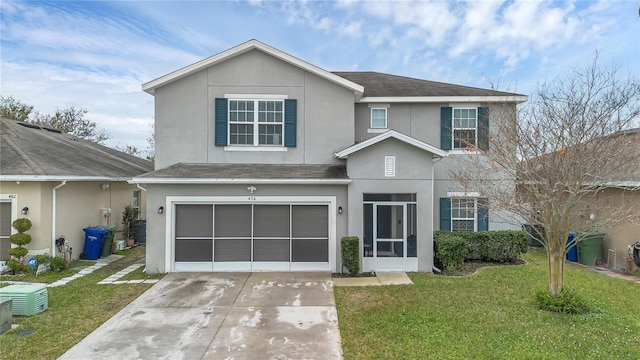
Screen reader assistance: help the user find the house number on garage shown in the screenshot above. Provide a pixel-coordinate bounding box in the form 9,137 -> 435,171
248,196 -> 256,201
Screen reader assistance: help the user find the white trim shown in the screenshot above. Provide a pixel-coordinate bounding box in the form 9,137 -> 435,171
213,262 -> 251,271
370,107 -> 388,129
290,262 -> 330,271
143,39 -> 364,95
130,178 -> 351,185
164,195 -> 338,273
224,146 -> 288,152
359,95 -> 528,103
367,128 -> 387,134
447,149 -> 481,155
0,175 -> 129,182
225,94 -> 288,99
173,262 -> 214,272
0,194 -> 19,238
449,102 -> 480,107
447,191 -> 481,198
384,156 -> 396,177
335,130 -> 447,159
251,262 -> 290,271
367,103 -> 390,108
227,98 -> 285,147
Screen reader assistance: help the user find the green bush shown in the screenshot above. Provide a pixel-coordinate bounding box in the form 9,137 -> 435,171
9,233 -> 31,246
535,287 -> 591,314
11,218 -> 32,233
50,256 -> 67,272
341,236 -> 360,275
434,234 -> 466,274
8,247 -> 28,259
5,259 -> 24,274
435,230 -> 528,263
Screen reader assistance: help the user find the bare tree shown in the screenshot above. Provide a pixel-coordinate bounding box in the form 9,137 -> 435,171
452,55 -> 640,296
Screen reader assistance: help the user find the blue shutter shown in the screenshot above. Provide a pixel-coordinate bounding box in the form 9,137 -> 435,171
477,198 -> 489,231
439,198 -> 451,231
440,107 -> 452,150
214,98 -> 227,146
284,99 -> 297,147
478,107 -> 489,151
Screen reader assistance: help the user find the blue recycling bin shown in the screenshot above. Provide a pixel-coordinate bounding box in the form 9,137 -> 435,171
565,232 -> 578,262
83,227 -> 108,260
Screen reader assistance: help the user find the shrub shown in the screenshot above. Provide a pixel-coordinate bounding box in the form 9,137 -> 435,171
8,247 -> 28,259
434,234 -> 466,274
5,259 -> 24,274
11,218 -> 32,233
435,230 -> 528,263
535,287 -> 591,314
341,236 -> 360,275
9,217 -> 32,265
50,256 -> 68,272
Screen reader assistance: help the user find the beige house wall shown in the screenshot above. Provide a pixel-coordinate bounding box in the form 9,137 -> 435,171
0,180 -> 146,261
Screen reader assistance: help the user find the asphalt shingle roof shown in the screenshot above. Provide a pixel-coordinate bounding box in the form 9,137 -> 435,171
1,118 -> 153,178
136,163 -> 347,180
333,71 -> 524,98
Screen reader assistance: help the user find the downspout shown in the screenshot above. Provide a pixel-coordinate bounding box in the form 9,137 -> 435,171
51,180 -> 67,257
136,184 -> 147,192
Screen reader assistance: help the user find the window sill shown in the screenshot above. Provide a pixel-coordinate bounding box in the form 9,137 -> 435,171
224,146 -> 288,152
367,128 -> 388,134
448,149 -> 481,155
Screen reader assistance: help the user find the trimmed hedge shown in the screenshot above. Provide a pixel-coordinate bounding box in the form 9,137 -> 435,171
434,234 -> 466,274
435,230 -> 528,263
341,236 -> 360,275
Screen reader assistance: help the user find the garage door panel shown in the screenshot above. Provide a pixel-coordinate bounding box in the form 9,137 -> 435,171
214,239 -> 251,261
292,239 -> 328,262
215,205 -> 251,237
175,205 -> 213,237
254,239 -> 290,261
175,239 -> 213,262
0,202 -> 10,260
254,205 -> 290,237
292,205 -> 328,238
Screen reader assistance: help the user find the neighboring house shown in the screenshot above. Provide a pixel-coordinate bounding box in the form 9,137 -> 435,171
0,118 -> 153,262
133,39 -> 527,274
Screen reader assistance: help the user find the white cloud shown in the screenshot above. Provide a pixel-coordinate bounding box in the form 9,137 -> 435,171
338,21 -> 363,38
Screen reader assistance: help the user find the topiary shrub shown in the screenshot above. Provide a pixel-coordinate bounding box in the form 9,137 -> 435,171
9,218 -> 32,269
341,236 -> 360,275
435,230 -> 528,263
434,233 -> 466,274
535,287 -> 591,314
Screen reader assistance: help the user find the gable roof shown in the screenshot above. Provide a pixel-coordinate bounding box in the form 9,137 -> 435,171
335,130 -> 448,159
0,118 -> 153,181
130,163 -> 349,184
333,71 -> 528,103
142,39 -> 364,96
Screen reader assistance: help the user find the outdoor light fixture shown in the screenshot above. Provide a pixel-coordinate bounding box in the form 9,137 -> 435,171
338,206 -> 343,214
21,207 -> 29,215
158,206 -> 164,214
100,184 -> 110,190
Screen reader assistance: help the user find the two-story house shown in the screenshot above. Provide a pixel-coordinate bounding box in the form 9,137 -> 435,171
132,40 -> 527,274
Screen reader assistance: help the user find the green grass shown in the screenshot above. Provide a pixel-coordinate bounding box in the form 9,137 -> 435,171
335,248 -> 640,360
0,247 -> 153,359
0,259 -> 96,284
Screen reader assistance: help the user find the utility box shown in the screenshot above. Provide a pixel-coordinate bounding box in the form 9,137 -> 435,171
0,297 -> 11,334
0,284 -> 48,316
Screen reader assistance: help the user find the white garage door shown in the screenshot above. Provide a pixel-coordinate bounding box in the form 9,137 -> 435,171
173,203 -> 329,272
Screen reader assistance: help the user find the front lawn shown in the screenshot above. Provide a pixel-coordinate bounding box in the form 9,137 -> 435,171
335,249 -> 640,359
0,246 -> 161,359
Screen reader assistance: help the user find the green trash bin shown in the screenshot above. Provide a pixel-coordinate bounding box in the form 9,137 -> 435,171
100,227 -> 117,257
577,232 -> 604,266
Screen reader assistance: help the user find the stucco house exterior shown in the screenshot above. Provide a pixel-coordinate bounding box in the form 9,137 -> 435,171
0,118 -> 153,262
133,39 -> 527,274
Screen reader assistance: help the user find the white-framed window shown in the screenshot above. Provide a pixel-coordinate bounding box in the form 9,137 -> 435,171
453,108 -> 477,149
229,99 -> 284,146
370,108 -> 387,129
451,198 -> 476,231
133,190 -> 141,219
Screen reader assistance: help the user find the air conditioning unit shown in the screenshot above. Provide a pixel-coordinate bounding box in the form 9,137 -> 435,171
0,284 -> 48,316
0,297 -> 11,334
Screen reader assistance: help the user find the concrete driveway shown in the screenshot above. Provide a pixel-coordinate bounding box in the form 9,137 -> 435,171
59,272 -> 342,360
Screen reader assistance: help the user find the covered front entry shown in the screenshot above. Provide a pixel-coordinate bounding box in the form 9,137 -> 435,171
168,196 -> 335,272
362,194 -> 418,272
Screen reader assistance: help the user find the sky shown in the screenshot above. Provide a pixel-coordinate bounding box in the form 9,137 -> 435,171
1,0 -> 639,153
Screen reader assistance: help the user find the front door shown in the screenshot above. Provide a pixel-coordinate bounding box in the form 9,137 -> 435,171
363,194 -> 417,272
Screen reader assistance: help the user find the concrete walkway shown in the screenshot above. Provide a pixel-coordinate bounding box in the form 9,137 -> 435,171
332,271 -> 413,286
59,272 -> 342,360
47,254 -> 122,287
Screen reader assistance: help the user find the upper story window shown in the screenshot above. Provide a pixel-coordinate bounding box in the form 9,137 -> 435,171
371,108 -> 387,129
453,108 -> 477,149
215,96 -> 297,150
229,99 -> 284,146
440,106 -> 489,152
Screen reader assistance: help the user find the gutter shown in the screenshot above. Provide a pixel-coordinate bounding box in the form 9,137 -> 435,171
128,178 -> 352,185
51,180 -> 67,257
